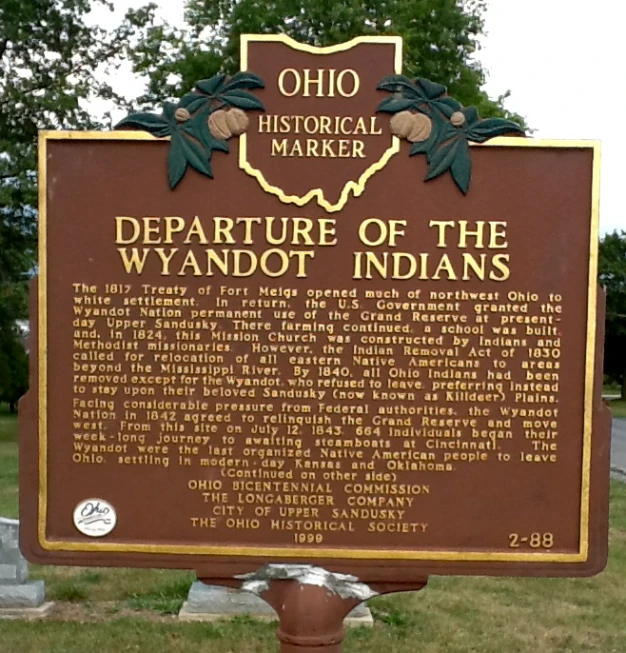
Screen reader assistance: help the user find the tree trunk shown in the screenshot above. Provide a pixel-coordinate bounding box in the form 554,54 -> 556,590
9,400 -> 16,413
622,371 -> 626,401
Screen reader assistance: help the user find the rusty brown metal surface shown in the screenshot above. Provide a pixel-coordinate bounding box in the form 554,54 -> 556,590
265,582 -> 364,653
19,36 -> 609,583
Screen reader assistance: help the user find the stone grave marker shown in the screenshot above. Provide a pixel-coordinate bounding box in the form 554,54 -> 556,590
178,581 -> 373,626
0,517 -> 52,618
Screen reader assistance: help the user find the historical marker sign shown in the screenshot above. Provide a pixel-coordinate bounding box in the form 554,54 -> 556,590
20,35 -> 609,582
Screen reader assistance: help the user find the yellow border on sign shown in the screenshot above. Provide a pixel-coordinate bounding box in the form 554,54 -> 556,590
37,132 -> 600,563
483,137 -> 601,563
37,132 -> 48,542
238,34 -> 402,213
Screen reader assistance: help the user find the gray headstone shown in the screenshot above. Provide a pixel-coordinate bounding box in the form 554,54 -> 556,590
186,583 -> 275,615
0,580 -> 45,608
179,582 -> 373,627
0,518 -> 28,584
0,518 -> 49,615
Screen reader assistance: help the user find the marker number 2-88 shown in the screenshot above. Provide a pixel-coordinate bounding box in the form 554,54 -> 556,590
509,532 -> 554,549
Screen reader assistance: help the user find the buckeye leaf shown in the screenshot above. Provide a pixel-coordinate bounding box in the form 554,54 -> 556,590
450,138 -> 472,194
377,97 -> 417,113
432,96 -> 463,118
180,134 -> 212,178
152,126 -> 172,138
467,118 -> 525,143
377,75 -> 420,98
463,106 -> 480,127
425,136 -> 462,181
178,93 -> 208,114
167,134 -> 188,189
162,102 -> 177,124
196,74 -> 226,95
203,130 -> 229,154
425,115 -> 456,161
410,140 -> 430,156
115,112 -> 170,136
223,89 -> 264,110
186,109 -> 229,155
179,92 -> 199,107
223,71 -> 265,91
415,78 -> 447,100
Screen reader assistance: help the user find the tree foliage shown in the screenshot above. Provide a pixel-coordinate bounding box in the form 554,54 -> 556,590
130,0 -> 526,127
599,231 -> 626,399
1,0 -> 528,409
0,323 -> 28,413
0,0 -> 155,408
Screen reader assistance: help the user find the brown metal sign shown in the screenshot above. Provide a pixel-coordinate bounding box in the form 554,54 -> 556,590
238,36 -> 401,212
20,35 -> 610,582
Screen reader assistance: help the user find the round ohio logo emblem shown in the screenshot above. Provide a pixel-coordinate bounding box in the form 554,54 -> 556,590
73,499 -> 117,537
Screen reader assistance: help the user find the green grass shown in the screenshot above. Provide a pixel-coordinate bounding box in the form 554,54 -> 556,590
123,576 -> 192,615
604,380 -> 621,395
0,402 -> 19,517
49,581 -> 90,603
607,398 -> 626,418
32,565 -> 195,605
2,405 -> 626,651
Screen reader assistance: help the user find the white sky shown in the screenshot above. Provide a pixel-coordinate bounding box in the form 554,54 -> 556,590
94,1 -> 625,235
481,1 -> 625,235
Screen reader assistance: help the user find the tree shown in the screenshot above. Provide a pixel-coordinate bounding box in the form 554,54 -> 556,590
0,0 -> 155,408
129,0 -> 526,126
599,231 -> 626,399
0,324 -> 28,413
